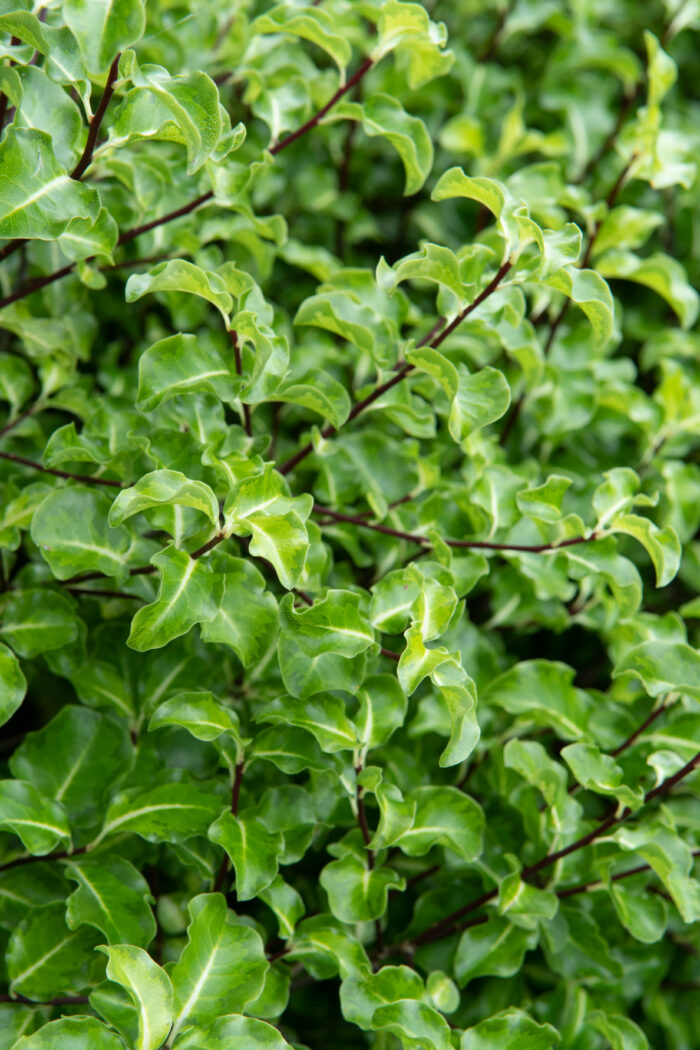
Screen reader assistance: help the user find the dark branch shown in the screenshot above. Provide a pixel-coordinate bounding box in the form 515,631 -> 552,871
279,262 -> 513,475
313,503 -> 596,553
0,450 -> 123,487
70,53 -> 121,180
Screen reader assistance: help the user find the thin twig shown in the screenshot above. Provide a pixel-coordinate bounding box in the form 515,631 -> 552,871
313,503 -> 596,553
0,57 -> 376,309
230,329 -> 252,436
213,759 -> 245,894
0,450 -> 123,487
270,59 -> 373,155
70,54 -> 121,180
279,262 -> 512,475
0,54 -> 122,262
411,750 -> 700,947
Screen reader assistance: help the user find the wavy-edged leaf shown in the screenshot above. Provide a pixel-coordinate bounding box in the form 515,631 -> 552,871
100,944 -> 172,1050
167,893 -> 268,1040
126,546 -> 224,652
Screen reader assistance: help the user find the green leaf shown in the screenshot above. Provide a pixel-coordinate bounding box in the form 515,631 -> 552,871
9,706 -> 132,831
372,1000 -> 453,1050
0,780 -> 71,855
149,690 -> 241,744
258,694 -> 358,753
644,30 -> 677,109
0,12 -> 49,54
109,470 -> 220,529
613,641 -> 700,698
279,589 -> 375,657
482,660 -> 590,740
65,857 -> 156,948
0,640 -> 26,727
543,265 -> 615,347
356,673 -> 408,750
329,94 -> 434,195
396,785 -> 483,860
373,0 -> 453,88
449,366 -> 511,442
8,901 -> 98,999
208,811 -> 283,900
274,368 -> 352,429
516,476 -> 572,524
126,546 -> 224,652
431,168 -> 538,261
589,1011 -> 649,1050
125,260 -> 233,321
561,743 -> 644,808
340,965 -> 422,1028
608,515 -> 681,588
252,4 -> 352,73
10,1017 -> 127,1050
31,488 -> 132,584
597,250 -> 699,329
406,348 -> 511,441
609,880 -> 667,944
110,61 -> 223,173
0,128 -> 99,242
320,855 -> 404,922
461,1009 -> 561,1049
341,967 -> 451,1049
250,726 -> 328,774
64,0 -> 145,72
100,944 -> 172,1050
137,334 -> 240,412
259,876 -> 305,939
0,588 -> 80,658
173,1015 -> 293,1050
454,917 -> 537,987
94,781 -> 223,846
199,555 -> 278,668
167,893 -> 268,1040
223,466 -> 313,590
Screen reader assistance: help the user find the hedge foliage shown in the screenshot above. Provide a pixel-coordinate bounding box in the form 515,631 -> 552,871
1,0 -> 700,1047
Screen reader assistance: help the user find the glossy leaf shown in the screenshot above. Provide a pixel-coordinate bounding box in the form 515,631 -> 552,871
167,893 -> 268,1039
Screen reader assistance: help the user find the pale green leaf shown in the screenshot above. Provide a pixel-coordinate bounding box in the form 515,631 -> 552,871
100,944 -> 172,1050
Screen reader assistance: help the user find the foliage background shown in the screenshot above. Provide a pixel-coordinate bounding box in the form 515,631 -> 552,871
1,0 -> 700,1047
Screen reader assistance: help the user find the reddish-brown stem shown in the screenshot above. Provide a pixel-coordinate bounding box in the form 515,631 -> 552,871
1,58 -> 375,309
116,191 -> 215,248
609,700 -> 669,758
270,59 -> 374,155
279,263 -> 513,475
214,759 -> 245,893
0,406 -> 34,440
0,54 -> 121,262
0,263 -> 75,310
0,845 -> 87,874
557,850 -> 700,900
70,54 -> 121,180
380,647 -> 400,662
356,762 -> 384,950
0,36 -> 20,134
500,156 -> 634,446
412,750 -> 700,948
230,329 -> 252,436
0,450 -> 123,487
313,503 -> 596,553
0,255 -> 176,312
191,532 -> 226,559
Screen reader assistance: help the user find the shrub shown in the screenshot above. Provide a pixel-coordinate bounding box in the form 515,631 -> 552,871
1,1 -> 700,1047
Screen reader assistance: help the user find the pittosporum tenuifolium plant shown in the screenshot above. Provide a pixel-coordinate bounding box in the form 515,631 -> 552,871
1,0 -> 700,1047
